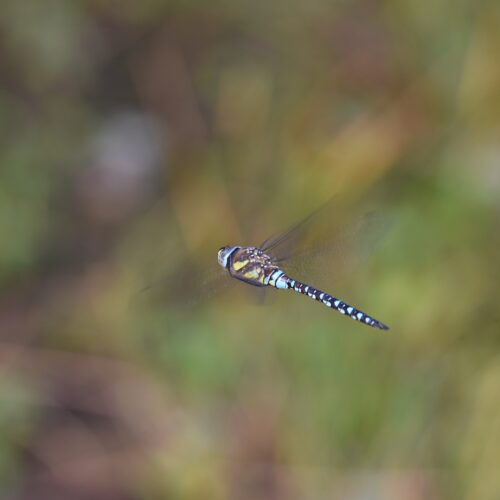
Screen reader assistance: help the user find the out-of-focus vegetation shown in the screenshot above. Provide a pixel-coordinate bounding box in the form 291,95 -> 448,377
0,1 -> 499,499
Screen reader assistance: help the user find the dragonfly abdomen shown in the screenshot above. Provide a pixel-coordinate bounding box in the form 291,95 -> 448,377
274,273 -> 389,330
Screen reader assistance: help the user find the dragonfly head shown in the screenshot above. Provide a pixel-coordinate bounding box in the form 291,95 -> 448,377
218,246 -> 240,269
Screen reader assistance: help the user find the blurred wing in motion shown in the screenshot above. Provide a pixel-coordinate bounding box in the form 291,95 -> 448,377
140,259 -> 231,309
263,202 -> 393,289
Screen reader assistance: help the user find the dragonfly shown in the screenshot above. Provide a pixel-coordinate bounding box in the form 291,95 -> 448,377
217,206 -> 390,330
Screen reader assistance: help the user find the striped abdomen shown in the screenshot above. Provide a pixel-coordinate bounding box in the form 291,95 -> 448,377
269,271 -> 389,330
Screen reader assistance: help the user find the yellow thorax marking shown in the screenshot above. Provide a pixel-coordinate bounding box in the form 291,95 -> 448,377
232,259 -> 248,271
243,268 -> 261,280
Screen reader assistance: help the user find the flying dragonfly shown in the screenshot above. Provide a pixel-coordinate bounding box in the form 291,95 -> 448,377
217,205 -> 390,330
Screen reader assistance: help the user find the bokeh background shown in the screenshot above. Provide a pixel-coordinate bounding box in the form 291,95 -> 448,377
1,1 -> 499,499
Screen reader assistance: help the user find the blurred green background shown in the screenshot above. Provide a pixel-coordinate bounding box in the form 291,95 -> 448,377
1,1 -> 499,499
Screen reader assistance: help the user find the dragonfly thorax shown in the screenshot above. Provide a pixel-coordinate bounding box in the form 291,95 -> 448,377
218,246 -> 283,287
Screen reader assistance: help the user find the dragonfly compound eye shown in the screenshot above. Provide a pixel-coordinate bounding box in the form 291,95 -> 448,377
217,246 -> 240,269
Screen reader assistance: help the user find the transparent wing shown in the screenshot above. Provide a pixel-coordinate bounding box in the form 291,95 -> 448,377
139,259 -> 232,309
259,200 -> 334,262
263,204 -> 393,289
289,212 -> 390,282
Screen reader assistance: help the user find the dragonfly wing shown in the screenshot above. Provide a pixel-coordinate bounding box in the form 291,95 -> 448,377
268,209 -> 393,288
260,201 -> 328,254
259,196 -> 350,266
140,262 -> 232,309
